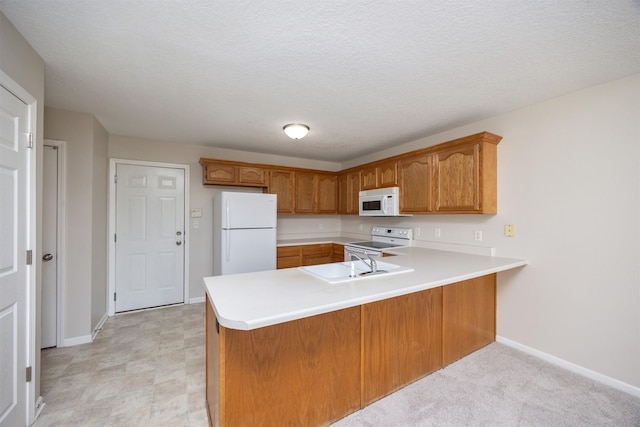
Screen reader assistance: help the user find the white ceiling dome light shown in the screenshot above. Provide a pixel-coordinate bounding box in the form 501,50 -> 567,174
283,123 -> 310,140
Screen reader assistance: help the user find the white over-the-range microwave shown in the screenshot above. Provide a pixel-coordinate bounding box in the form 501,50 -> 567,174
359,187 -> 410,217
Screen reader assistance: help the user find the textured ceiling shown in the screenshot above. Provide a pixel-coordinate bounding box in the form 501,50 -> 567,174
1,1 -> 639,162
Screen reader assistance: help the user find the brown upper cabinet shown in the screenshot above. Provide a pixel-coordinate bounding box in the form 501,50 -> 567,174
360,160 -> 398,190
433,143 -> 480,213
295,172 -> 338,214
433,136 -> 499,214
316,174 -> 338,214
338,171 -> 361,215
200,160 -> 267,187
200,131 -> 502,215
295,172 -> 316,214
399,154 -> 433,213
269,170 -> 295,214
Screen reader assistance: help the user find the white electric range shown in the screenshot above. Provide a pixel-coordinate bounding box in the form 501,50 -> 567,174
344,226 -> 413,260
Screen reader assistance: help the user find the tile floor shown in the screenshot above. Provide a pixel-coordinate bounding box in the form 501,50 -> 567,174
34,303 -> 208,427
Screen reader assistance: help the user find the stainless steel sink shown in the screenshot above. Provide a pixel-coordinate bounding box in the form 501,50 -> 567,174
299,260 -> 413,284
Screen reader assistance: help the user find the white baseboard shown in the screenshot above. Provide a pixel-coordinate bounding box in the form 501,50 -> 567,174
189,296 -> 205,304
63,334 -> 92,347
34,395 -> 45,421
496,336 -> 640,398
61,313 -> 109,347
91,313 -> 109,341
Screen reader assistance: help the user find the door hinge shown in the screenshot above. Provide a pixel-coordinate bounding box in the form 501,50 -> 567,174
27,133 -> 33,149
26,250 -> 33,265
26,366 -> 32,382
114,292 -> 116,302
114,234 -> 117,243
114,174 -> 118,184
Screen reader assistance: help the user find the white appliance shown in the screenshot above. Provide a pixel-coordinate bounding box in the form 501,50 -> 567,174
344,226 -> 413,260
359,187 -> 407,217
213,192 -> 277,275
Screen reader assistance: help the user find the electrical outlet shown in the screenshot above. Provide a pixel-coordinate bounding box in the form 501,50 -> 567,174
415,227 -> 421,237
319,223 -> 324,230
193,220 -> 199,229
435,228 -> 441,238
474,230 -> 483,241
359,223 -> 364,231
505,224 -> 516,237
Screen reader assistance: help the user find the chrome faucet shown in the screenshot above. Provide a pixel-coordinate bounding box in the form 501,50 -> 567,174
349,252 -> 377,274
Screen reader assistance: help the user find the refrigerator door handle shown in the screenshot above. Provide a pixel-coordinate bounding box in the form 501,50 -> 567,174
226,232 -> 231,263
225,200 -> 230,229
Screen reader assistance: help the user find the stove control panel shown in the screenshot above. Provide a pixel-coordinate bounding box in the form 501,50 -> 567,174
371,226 -> 413,240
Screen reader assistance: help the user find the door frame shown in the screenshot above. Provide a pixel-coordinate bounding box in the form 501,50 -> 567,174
43,139 -> 67,348
107,158 -> 190,316
0,70 -> 39,425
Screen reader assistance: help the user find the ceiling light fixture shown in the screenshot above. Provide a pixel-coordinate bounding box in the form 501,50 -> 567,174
283,123 -> 310,140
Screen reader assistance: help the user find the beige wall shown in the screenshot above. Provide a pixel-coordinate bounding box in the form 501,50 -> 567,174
108,136 -> 343,301
342,74 -> 640,388
109,76 -> 639,389
91,117 -> 109,330
1,10 -> 46,416
6,5 -> 637,397
44,107 -> 109,341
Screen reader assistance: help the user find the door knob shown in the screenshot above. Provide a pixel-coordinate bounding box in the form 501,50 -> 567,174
176,231 -> 182,236
43,253 -> 54,261
176,241 -> 182,246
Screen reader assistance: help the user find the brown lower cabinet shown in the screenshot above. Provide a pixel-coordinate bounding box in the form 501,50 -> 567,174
206,273 -> 496,426
362,287 -> 442,405
276,243 -> 344,269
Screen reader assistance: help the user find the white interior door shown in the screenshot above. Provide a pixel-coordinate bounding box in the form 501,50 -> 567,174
0,85 -> 30,426
41,145 -> 58,348
115,164 -> 185,312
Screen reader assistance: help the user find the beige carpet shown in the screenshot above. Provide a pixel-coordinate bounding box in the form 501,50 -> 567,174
333,342 -> 640,426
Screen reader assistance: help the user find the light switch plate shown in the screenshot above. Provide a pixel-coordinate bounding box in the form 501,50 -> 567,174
191,208 -> 202,218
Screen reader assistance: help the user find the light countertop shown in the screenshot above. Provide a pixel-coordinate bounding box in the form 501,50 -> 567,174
203,247 -> 528,331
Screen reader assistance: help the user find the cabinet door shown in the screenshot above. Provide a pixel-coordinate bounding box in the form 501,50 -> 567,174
347,172 -> 361,214
362,287 -> 442,405
301,244 -> 333,265
204,163 -> 236,184
295,172 -> 316,213
399,155 -> 433,213
269,170 -> 295,214
434,143 -> 480,212
277,246 -> 301,269
337,173 -> 348,214
360,166 -> 377,190
378,161 -> 398,188
238,166 -> 267,186
332,243 -> 344,262
316,174 -> 338,214
442,274 -> 495,366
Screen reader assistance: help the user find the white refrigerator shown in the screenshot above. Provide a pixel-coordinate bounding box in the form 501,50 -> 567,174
213,192 -> 277,276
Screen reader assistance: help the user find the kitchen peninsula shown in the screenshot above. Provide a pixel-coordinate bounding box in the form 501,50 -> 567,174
203,247 -> 527,426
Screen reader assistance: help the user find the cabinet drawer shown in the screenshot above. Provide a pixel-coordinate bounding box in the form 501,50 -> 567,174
301,244 -> 332,255
277,256 -> 301,269
277,246 -> 301,257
